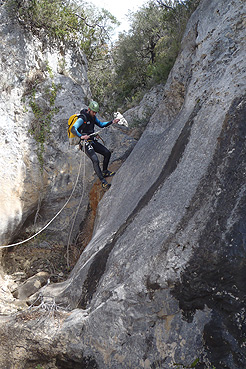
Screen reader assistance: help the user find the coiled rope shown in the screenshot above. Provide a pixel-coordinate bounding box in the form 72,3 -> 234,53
0,144 -> 85,250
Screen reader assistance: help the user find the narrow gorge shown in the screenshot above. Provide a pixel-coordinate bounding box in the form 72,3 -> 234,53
0,0 -> 245,368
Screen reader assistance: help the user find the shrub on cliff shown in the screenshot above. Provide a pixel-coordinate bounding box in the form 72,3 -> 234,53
6,0 -> 118,62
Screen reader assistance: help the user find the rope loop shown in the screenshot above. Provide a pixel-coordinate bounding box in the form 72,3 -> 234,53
0,148 -> 84,250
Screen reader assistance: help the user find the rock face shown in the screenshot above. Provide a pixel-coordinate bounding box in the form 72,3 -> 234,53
0,4 -> 135,249
0,4 -> 90,247
124,84 -> 165,139
0,0 -> 246,368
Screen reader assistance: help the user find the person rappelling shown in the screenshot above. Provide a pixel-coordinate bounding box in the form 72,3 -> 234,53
70,101 -> 120,190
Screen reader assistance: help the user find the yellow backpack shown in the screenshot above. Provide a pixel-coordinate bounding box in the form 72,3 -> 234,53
67,114 -> 80,139
68,113 -> 88,145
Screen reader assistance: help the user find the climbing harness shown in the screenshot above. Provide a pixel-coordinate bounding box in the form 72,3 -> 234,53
0,145 -> 85,250
87,130 -> 105,145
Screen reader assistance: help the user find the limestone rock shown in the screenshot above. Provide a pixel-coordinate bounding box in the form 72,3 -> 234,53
0,2 -> 90,247
12,271 -> 49,300
124,84 -> 165,128
123,84 -> 165,139
0,3 -> 136,249
0,0 -> 246,368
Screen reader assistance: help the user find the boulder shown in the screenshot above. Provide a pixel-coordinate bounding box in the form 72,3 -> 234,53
12,272 -> 49,300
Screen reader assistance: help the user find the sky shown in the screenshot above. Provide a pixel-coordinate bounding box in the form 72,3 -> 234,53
87,0 -> 148,38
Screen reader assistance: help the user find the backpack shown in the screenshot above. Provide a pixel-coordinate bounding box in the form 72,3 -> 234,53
68,114 -> 80,139
67,113 -> 86,145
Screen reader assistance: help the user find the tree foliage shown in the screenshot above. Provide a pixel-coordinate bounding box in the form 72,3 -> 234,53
8,0 -> 118,61
8,0 -> 80,40
108,0 -> 200,110
7,0 -> 200,115
88,0 -> 200,114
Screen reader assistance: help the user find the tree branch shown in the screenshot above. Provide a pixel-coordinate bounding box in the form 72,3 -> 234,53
155,0 -> 174,10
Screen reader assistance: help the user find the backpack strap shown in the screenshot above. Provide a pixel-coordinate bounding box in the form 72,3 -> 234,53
79,113 -> 87,123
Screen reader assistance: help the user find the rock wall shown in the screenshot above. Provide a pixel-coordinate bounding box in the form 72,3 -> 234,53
123,84 -> 165,138
0,4 -> 135,249
0,0 -> 246,368
0,3 -> 90,246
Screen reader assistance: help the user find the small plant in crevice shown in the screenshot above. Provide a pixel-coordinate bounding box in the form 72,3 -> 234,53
173,358 -> 200,368
58,57 -> 67,75
45,61 -> 54,79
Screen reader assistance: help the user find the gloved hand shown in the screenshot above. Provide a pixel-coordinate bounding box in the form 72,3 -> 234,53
80,134 -> 90,140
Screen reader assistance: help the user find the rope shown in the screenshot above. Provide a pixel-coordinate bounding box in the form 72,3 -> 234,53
0,149 -> 84,250
0,123 -> 122,250
66,141 -> 86,268
65,126 -> 115,266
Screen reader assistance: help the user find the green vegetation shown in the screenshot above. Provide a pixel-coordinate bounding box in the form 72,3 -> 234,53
9,0 -> 199,116
13,0 -> 78,39
173,357 -> 200,368
8,0 -> 118,62
24,65 -> 61,170
173,360 -> 217,369
89,0 -> 200,115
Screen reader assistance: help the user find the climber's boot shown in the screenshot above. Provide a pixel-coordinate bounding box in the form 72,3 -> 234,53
101,179 -> 111,190
102,170 -> 115,178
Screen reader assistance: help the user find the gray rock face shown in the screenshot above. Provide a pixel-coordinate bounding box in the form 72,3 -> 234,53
124,84 -> 165,127
0,4 -> 90,247
0,4 -> 136,249
0,0 -> 246,368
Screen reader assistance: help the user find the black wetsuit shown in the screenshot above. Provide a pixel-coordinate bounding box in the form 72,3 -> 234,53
71,109 -> 113,181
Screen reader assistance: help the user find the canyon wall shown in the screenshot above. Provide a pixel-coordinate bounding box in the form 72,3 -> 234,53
0,0 -> 245,368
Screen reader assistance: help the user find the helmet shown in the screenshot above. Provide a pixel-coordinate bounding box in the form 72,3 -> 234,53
89,100 -> 99,113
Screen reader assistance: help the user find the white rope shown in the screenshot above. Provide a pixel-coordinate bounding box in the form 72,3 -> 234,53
66,141 -> 86,268
0,122 -> 125,251
65,126 -> 120,267
0,150 -> 84,249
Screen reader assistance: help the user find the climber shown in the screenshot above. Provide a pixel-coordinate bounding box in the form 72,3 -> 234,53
71,101 -> 120,190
